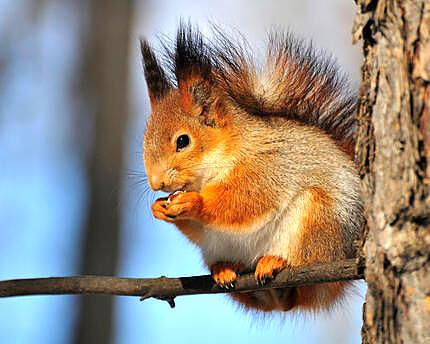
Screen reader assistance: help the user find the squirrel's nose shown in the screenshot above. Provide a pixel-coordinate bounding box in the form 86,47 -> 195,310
149,174 -> 164,191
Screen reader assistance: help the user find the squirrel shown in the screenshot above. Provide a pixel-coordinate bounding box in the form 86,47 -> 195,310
140,24 -> 364,312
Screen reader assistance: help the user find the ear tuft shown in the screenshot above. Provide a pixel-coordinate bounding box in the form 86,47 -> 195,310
174,23 -> 222,124
140,39 -> 172,103
174,22 -> 212,84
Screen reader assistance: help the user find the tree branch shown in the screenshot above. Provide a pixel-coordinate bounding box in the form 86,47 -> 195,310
0,259 -> 364,308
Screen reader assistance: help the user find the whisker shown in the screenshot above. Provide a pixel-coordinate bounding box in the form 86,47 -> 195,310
122,167 -> 156,218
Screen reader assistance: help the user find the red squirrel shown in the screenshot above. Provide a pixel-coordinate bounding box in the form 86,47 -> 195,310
141,24 -> 364,312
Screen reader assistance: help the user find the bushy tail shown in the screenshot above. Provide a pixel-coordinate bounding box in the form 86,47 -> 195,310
211,29 -> 357,155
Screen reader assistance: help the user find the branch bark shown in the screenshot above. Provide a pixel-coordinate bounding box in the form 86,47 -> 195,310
0,259 -> 364,308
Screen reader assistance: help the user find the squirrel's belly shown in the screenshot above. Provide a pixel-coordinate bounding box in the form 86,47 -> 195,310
199,211 -> 298,268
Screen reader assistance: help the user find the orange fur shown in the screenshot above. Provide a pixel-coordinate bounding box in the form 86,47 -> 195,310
196,163 -> 277,231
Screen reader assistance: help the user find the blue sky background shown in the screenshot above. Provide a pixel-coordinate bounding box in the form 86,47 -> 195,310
0,1 -> 365,343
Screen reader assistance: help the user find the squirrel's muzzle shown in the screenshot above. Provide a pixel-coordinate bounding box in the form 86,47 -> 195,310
149,174 -> 165,191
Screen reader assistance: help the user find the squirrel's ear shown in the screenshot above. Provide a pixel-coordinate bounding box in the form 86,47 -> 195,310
178,77 -> 213,118
140,39 -> 172,104
179,78 -> 226,128
174,24 -> 225,127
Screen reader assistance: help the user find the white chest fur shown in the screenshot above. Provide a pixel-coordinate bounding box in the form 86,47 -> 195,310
199,202 -> 304,268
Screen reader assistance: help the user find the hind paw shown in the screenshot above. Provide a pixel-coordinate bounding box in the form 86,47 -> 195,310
211,262 -> 243,289
255,256 -> 287,285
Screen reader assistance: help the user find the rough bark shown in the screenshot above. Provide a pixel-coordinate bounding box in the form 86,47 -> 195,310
75,1 -> 132,343
353,1 -> 430,343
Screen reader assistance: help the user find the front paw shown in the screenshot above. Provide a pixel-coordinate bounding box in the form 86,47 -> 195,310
151,192 -> 203,223
151,197 -> 175,223
162,191 -> 203,221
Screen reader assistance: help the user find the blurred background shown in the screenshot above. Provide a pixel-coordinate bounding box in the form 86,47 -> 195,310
0,0 -> 364,343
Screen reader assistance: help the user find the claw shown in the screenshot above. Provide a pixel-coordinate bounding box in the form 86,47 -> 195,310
257,276 -> 269,286
215,281 -> 236,290
217,283 -> 226,290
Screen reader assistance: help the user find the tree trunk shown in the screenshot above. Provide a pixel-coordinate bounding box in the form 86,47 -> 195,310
75,1 -> 132,343
353,0 -> 430,343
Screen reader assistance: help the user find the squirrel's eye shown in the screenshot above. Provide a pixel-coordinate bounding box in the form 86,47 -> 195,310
176,134 -> 190,151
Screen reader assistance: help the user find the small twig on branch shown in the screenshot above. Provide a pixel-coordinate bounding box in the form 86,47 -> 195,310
0,259 -> 364,308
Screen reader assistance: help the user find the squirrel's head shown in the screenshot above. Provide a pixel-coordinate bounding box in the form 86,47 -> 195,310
141,29 -> 236,193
